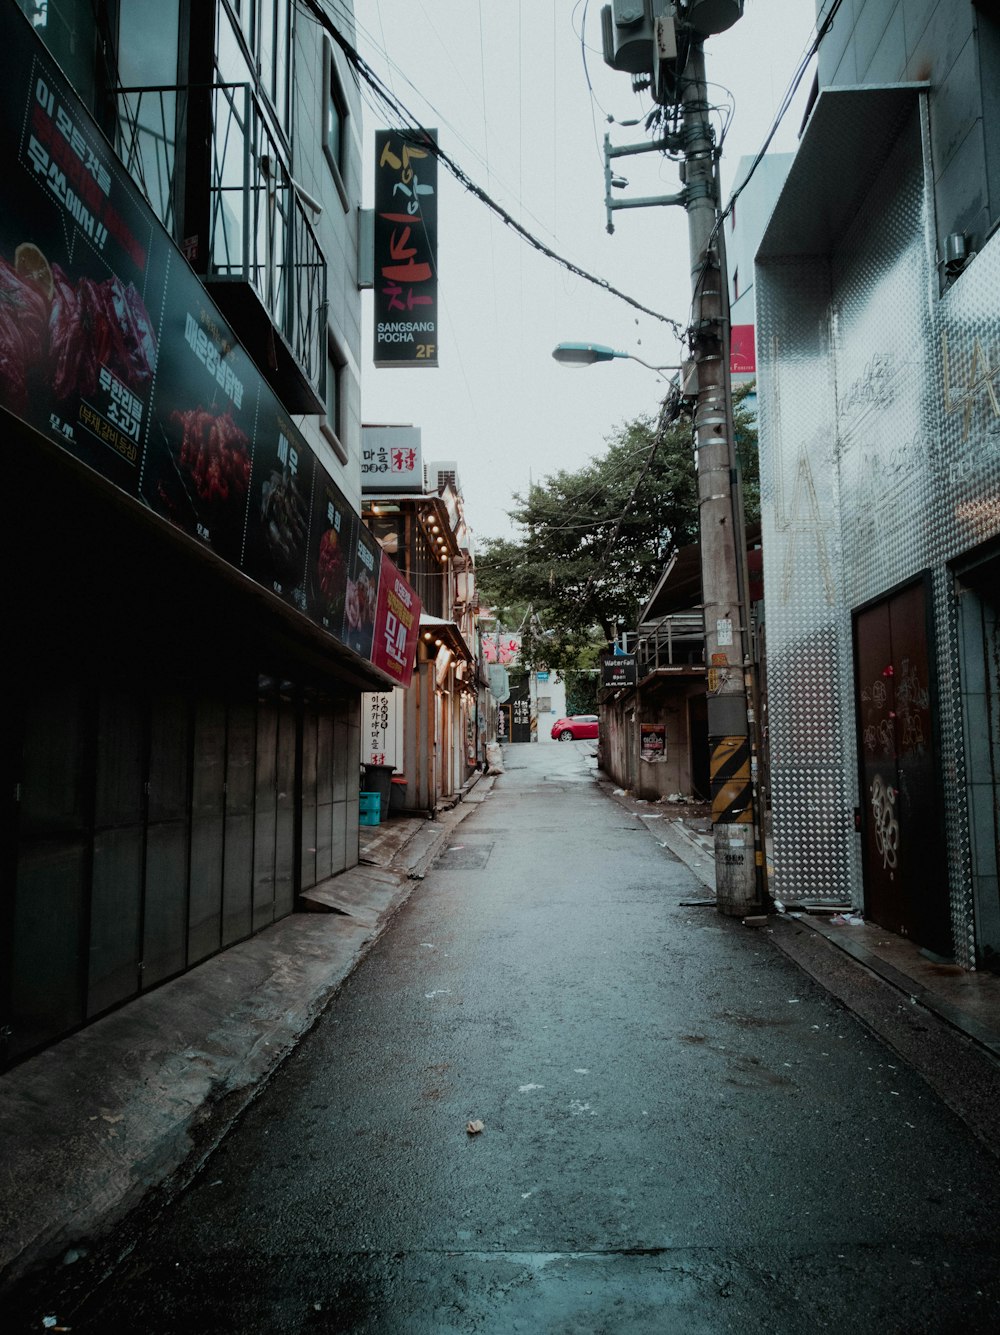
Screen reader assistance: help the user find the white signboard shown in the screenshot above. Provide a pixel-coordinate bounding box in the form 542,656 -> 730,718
363,690 -> 403,768
361,425 -> 423,492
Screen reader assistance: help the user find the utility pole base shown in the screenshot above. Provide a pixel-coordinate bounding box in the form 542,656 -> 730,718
713,823 -> 759,916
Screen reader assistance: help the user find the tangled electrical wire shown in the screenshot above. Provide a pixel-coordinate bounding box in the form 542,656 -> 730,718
296,0 -> 685,337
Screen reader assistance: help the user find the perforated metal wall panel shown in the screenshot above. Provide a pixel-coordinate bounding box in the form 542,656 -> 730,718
757,92 -> 1000,967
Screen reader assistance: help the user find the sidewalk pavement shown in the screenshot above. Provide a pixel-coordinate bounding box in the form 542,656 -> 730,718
600,774 -> 1000,1153
0,773 -> 497,1289
4,760 -> 998,1292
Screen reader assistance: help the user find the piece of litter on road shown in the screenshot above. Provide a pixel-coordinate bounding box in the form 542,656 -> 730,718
449,845 -> 464,851
420,942 -> 436,948
521,1191 -> 533,1199
518,1083 -> 545,1092
424,989 -> 452,998
613,788 -> 627,797
638,813 -> 663,819
574,1068 -> 589,1074
742,915 -> 767,927
466,1119 -> 485,1135
787,998 -> 801,1004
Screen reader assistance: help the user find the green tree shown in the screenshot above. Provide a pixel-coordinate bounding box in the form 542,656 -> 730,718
477,386 -> 758,647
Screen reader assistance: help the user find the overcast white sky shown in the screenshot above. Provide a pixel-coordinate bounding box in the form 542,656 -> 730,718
355,0 -> 817,541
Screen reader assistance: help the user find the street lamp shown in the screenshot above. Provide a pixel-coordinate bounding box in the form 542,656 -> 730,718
552,342 -> 681,376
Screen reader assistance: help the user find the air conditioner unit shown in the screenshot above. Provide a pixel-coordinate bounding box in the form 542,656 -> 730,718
424,460 -> 461,495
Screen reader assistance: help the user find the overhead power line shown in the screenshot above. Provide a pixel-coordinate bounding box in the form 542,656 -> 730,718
296,0 -> 685,338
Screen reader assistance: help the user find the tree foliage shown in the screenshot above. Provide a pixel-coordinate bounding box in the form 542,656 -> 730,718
477,387 -> 758,651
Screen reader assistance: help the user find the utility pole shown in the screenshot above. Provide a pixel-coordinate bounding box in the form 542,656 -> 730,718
681,39 -> 761,916
600,1 -> 762,915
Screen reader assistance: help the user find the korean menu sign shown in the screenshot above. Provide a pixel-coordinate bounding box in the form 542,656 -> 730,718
373,129 -> 438,368
0,12 -> 420,687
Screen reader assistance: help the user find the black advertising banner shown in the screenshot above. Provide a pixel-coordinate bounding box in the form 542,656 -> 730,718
139,261 -> 258,566
0,17 -> 166,498
308,465 -> 352,633
601,653 -> 638,689
0,12 -> 422,685
243,398 -> 314,610
373,129 -> 438,368
341,518 -> 382,660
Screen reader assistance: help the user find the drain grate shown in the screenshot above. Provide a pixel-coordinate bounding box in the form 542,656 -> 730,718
434,842 -> 495,870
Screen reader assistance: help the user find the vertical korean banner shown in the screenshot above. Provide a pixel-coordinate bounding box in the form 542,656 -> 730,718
373,129 -> 438,368
370,552 -> 421,688
363,691 -> 402,768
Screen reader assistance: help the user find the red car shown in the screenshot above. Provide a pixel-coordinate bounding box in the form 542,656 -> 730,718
551,714 -> 599,741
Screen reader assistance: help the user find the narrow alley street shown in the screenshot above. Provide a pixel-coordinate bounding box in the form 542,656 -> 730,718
6,742 -> 1000,1333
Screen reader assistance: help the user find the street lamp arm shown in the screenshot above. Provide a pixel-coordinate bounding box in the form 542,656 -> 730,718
551,342 -> 681,373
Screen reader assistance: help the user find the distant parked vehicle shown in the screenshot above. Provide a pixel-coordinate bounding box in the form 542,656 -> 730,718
551,714 -> 599,741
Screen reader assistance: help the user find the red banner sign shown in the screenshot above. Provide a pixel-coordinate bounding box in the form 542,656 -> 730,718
730,324 -> 756,374
370,552 -> 421,687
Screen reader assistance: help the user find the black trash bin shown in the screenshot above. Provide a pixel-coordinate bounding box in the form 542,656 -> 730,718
362,764 -> 394,816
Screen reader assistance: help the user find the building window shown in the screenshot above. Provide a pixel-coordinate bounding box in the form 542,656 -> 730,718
323,37 -> 350,210
320,340 -> 348,463
222,0 -> 290,131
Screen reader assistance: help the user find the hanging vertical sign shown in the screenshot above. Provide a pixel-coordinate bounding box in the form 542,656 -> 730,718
363,690 -> 401,769
373,129 -> 438,368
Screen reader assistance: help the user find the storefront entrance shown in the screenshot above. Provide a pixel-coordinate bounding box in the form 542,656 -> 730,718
853,577 -> 950,956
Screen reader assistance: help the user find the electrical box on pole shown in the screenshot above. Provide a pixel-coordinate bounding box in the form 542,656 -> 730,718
601,1 -> 671,76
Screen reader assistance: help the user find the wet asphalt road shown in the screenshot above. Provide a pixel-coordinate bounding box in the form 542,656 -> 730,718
10,742 -> 1000,1332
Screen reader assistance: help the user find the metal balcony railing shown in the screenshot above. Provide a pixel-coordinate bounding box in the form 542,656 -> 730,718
632,611 -> 706,678
113,82 -> 326,401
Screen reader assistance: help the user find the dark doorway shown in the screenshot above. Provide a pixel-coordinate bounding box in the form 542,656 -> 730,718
853,578 -> 950,956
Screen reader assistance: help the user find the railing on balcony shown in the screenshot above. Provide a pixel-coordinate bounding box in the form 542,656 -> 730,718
633,611 -> 706,678
113,82 -> 326,404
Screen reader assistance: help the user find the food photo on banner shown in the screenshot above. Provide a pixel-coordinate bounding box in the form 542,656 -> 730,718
341,518 -> 383,659
139,263 -> 258,566
242,395 -> 314,609
0,18 -> 166,497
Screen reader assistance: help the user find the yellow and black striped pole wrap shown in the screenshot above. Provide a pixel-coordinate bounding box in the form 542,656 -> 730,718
710,735 -> 752,824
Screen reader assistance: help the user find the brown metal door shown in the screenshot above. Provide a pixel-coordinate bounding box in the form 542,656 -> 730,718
854,580 -> 949,954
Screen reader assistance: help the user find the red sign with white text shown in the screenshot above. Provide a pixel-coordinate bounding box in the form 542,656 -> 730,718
730,324 -> 756,374
370,552 -> 421,687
